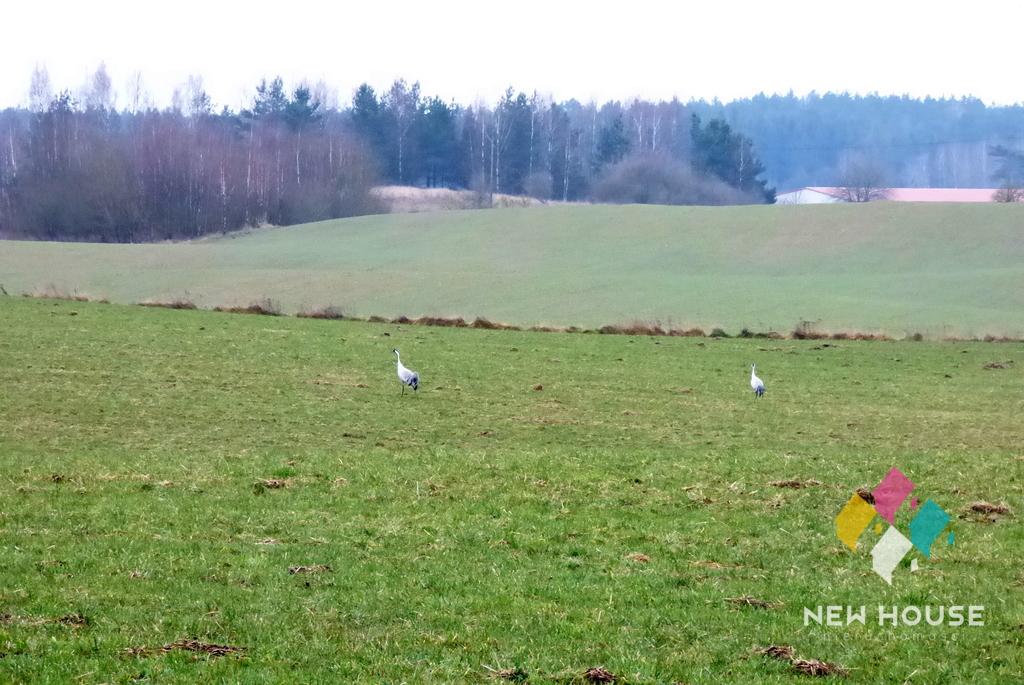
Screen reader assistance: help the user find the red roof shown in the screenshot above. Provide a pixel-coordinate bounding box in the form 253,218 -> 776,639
804,187 -> 998,202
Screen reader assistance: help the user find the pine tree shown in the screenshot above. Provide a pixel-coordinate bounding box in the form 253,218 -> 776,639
595,115 -> 630,170
690,115 -> 774,203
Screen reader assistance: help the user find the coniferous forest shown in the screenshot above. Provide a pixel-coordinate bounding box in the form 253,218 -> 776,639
1,65 -> 1023,242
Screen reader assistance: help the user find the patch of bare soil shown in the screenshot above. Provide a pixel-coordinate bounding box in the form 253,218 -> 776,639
854,487 -> 875,504
962,501 -> 1013,522
288,564 -> 331,575
583,666 -> 617,683
485,665 -> 529,682
125,639 -> 246,658
757,645 -> 848,677
727,595 -> 781,609
771,479 -> 823,489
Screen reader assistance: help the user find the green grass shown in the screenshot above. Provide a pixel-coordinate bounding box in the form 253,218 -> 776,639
2,202 -> 1023,336
0,296 -> 1021,683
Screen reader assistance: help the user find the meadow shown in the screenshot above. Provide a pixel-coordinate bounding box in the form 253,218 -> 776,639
0,296 -> 1020,683
1,202 -> 1023,337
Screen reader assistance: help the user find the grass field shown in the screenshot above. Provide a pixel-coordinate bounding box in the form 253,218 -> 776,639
1,202 -> 1023,337
0,296 -> 1021,683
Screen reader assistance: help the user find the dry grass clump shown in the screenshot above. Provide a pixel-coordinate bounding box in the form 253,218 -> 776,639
757,645 -> 848,677
414,316 -> 467,327
125,639 -> 247,658
24,285 -> 108,303
471,317 -> 520,330
139,299 -> 197,310
770,478 -> 823,489
297,305 -> 345,320
727,595 -> 781,609
213,298 -> 281,316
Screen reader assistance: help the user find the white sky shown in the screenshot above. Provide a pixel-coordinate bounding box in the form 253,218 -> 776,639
3,1 -> 1022,110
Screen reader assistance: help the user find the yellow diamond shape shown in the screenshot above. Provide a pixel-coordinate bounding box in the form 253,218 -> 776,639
836,493 -> 876,550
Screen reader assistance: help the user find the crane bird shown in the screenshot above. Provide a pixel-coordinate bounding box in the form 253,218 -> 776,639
392,349 -> 419,395
750,364 -> 766,398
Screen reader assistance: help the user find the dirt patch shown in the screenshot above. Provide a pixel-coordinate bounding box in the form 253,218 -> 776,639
57,613 -> 89,627
757,645 -> 847,678
533,384 -> 544,391
126,639 -> 246,658
983,361 -> 1014,369
692,560 -> 742,570
583,666 -> 617,683
759,645 -> 795,660
969,501 -> 1011,515
625,552 -> 651,563
252,479 -> 289,495
727,596 -> 780,609
0,612 -> 88,628
288,564 -> 331,575
792,658 -> 849,677
963,501 -> 1013,522
771,479 -> 823,489
485,666 -> 529,682
855,487 -> 875,504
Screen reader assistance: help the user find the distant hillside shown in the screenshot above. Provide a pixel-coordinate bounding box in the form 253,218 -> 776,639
2,203 -> 1022,336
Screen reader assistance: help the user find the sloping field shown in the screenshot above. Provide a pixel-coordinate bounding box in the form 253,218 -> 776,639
0,297 -> 1021,683
1,203 -> 1022,335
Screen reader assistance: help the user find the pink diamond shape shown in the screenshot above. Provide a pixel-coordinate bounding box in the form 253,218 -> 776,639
872,467 -> 915,524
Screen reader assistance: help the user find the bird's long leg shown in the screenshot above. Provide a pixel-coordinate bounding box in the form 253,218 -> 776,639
401,383 -> 405,396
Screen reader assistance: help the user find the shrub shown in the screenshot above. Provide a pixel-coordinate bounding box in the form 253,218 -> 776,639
297,305 -> 345,320
213,298 -> 281,316
592,153 -> 759,206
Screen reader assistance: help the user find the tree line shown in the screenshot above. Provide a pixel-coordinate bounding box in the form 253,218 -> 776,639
3,66 -> 1024,242
0,67 -> 779,241
697,92 -> 1024,190
0,68 -> 379,242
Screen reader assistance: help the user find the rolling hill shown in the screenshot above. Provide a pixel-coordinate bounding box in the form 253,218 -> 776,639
1,202 -> 1022,335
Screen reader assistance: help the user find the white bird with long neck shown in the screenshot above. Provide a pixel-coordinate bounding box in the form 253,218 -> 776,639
393,349 -> 419,395
750,364 -> 765,397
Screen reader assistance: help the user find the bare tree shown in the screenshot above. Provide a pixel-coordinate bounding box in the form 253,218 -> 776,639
125,72 -> 147,114
837,156 -> 890,202
28,64 -> 52,113
383,79 -> 420,183
83,62 -> 114,111
992,185 -> 1023,202
184,75 -> 212,118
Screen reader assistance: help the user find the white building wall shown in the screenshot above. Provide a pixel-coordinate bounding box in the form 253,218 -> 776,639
775,189 -> 844,205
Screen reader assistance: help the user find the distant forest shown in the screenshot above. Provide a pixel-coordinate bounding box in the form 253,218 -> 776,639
2,65 -> 1024,242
